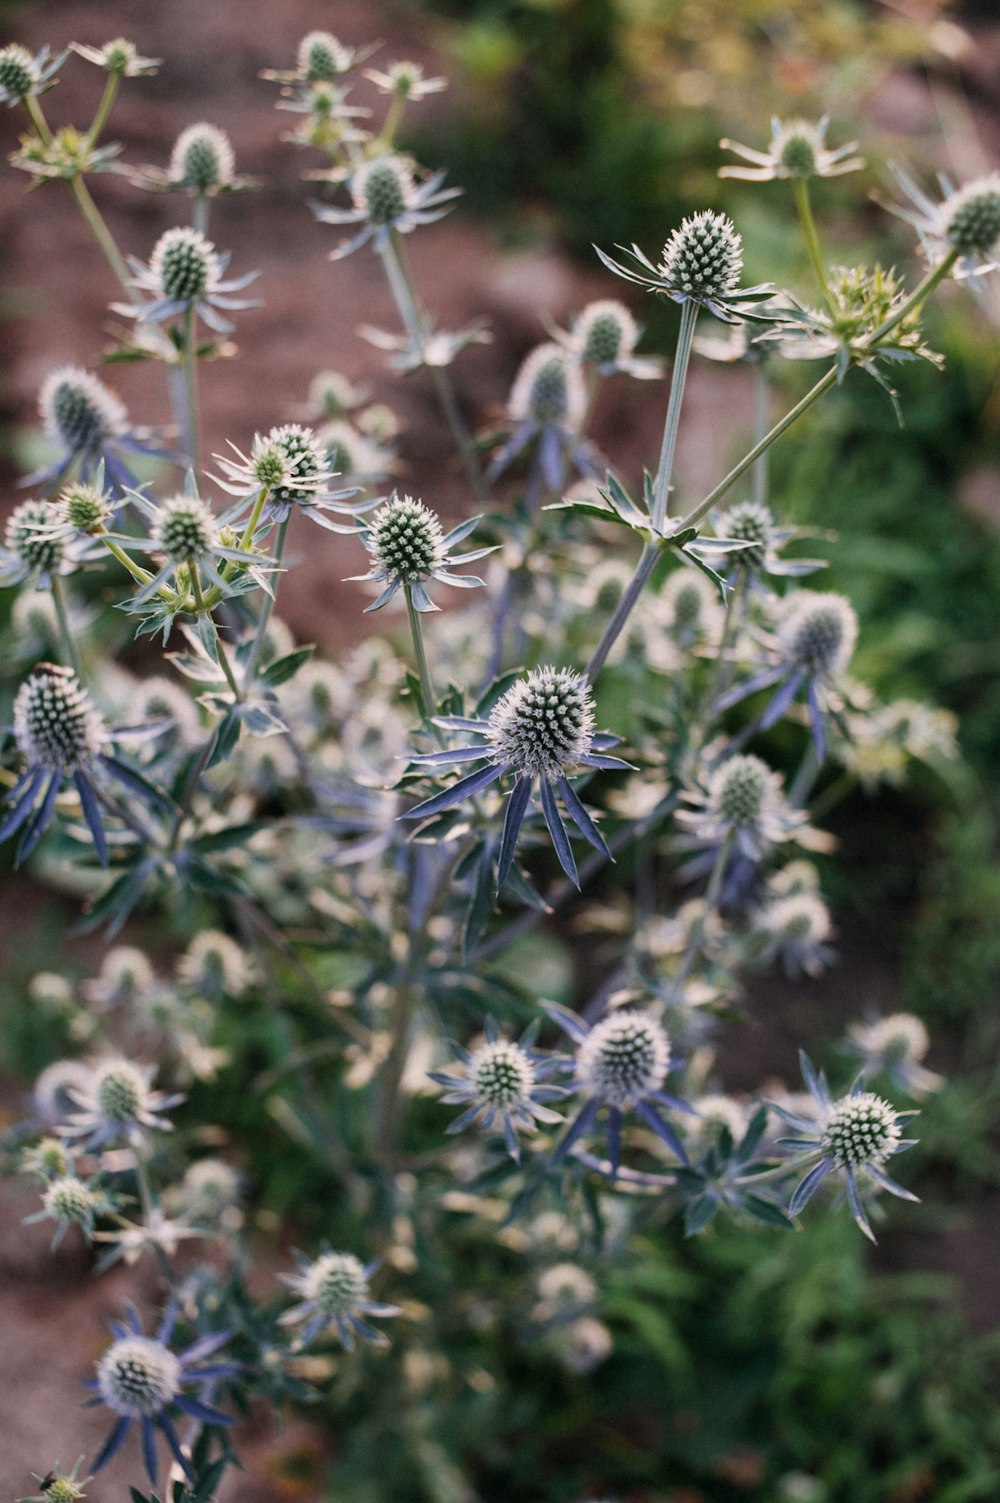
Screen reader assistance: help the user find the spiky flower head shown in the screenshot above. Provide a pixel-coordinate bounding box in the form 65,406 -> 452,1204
60,481 -> 113,534
149,226 -> 220,302
13,666 -> 105,772
43,1173 -> 99,1228
267,423 -> 327,505
942,175 -> 1000,257
778,591 -> 858,679
662,568 -> 715,634
367,495 -> 444,583
33,1060 -> 93,1125
297,30 -> 352,81
6,499 -> 64,573
659,211 -> 743,300
169,122 -> 235,192
761,892 -> 831,945
319,419 -> 388,482
40,367 -> 127,454
178,1158 -> 241,1220
718,498 -> 775,566
99,37 -> 139,72
84,946 -> 156,1010
308,369 -> 364,418
487,667 -> 595,779
821,1092 -> 902,1169
93,1060 -> 150,1126
469,1039 -> 537,1113
576,299 -> 637,367
0,43 -> 38,100
854,1013 -> 930,1063
578,1011 -> 670,1109
177,930 -> 250,997
300,1251 -> 369,1316
509,342 -> 586,428
18,1458 -> 91,1503
97,1335 -> 181,1418
710,753 -> 775,828
353,153 -> 415,226
23,1136 -> 70,1178
151,495 -> 218,563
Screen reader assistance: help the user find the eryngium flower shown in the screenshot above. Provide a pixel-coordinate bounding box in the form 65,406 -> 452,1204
597,214 -> 772,322
848,1013 -> 943,1097
62,1057 -> 183,1148
25,1171 -> 108,1248
0,498 -> 68,587
546,1003 -> 694,1176
298,29 -> 354,81
347,494 -> 494,612
676,753 -> 805,865
0,42 -> 64,106
70,38 -> 160,76
889,168 -> 1000,279
404,667 -> 629,890
566,298 -> 662,379
754,891 -> 835,978
177,930 -> 251,998
313,152 -> 461,258
212,422 -> 366,531
775,1052 -> 919,1241
713,498 -> 821,585
126,226 -> 260,333
279,1249 -> 400,1349
168,123 -> 235,192
28,366 -> 167,496
84,1304 -> 235,1483
430,1018 -> 565,1159
719,116 -> 864,182
490,342 -> 595,489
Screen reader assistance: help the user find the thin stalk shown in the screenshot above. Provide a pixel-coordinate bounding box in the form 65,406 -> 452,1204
23,94 -> 51,143
71,177 -> 138,302
192,572 -> 242,701
670,830 -> 734,998
734,1152 -> 822,1188
680,366 -> 839,532
241,517 -> 290,693
585,542 -> 658,682
405,583 -> 437,719
380,231 -> 488,507
701,574 -> 743,713
182,304 -> 201,472
50,574 -> 84,680
192,193 -> 210,236
652,298 -> 698,529
788,742 -> 821,808
793,177 -> 831,306
85,70 -> 121,149
751,360 -> 771,509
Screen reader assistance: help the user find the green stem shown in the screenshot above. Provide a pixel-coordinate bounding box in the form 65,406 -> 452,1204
405,583 -> 438,719
50,574 -> 84,679
192,572 -> 242,700
379,94 -> 406,147
192,193 -> 210,236
23,93 -> 51,144
182,304 -> 201,472
752,359 -> 771,509
241,518 -> 290,693
652,298 -> 698,529
680,366 -> 840,532
70,176 -> 138,302
671,830 -> 734,997
734,1151 -> 823,1188
585,542 -> 658,682
85,70 -> 121,149
793,177 -> 831,306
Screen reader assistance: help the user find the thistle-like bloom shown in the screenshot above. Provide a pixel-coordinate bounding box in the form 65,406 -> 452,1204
177,930 -> 251,998
719,117 -> 864,182
261,30 -> 363,84
62,1057 -> 183,1149
0,498 -> 82,588
28,366 -> 166,495
0,42 -> 65,106
318,418 -> 394,487
753,891 -> 835,978
430,1018 -> 566,1160
714,498 -> 823,585
170,123 -> 233,191
313,152 -> 461,259
545,1003 -> 695,1176
490,342 -> 595,489
1,665 -> 161,866
364,60 -> 447,100
124,226 -> 260,334
70,38 -> 160,76
848,1014 -> 943,1097
279,1249 -> 400,1350
347,494 -> 495,612
82,946 -> 156,1012
776,1052 -> 918,1242
24,1168 -> 112,1249
32,1060 -> 94,1127
212,423 -> 366,531
83,1304 -> 236,1483
596,212 -> 773,322
889,168 -> 1000,279
562,298 -> 662,379
117,489 -> 270,605
718,591 -> 859,760
403,666 -> 629,891
677,753 -> 806,864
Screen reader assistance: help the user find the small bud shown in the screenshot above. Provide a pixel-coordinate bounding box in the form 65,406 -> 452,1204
43,1174 -> 98,1227
762,892 -> 831,945
578,1012 -> 670,1109
169,122 -> 235,192
353,154 -> 414,226
659,211 -> 743,300
508,342 -> 586,429
487,667 -> 595,779
297,30 -> 351,82
718,498 -> 775,566
93,1060 -> 147,1125
822,1092 -> 902,1169
61,482 -> 112,534
101,38 -> 138,73
711,754 -> 774,828
178,930 -> 250,997
13,666 -> 105,772
576,299 -> 637,367
943,174 -> 1000,257
301,1251 -> 369,1316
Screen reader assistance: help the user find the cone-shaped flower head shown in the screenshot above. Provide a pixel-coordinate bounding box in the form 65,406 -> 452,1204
151,495 -> 218,564
717,498 -> 775,567
14,666 -> 105,772
778,592 -> 858,680
576,299 -> 637,367
764,892 -> 831,945
943,175 -> 1000,257
578,1011 -> 671,1109
720,117 -> 864,182
302,1251 -> 368,1316
178,930 -> 250,997
470,1039 -> 537,1113
150,226 -> 220,302
168,122 -> 235,192
5,499 -> 64,574
509,342 -> 586,428
660,211 -> 743,300
711,754 -> 774,828
368,495 -> 442,580
821,1091 -> 902,1169
97,1336 -> 181,1418
268,423 -> 328,506
43,1173 -> 100,1228
353,153 -> 414,225
94,1061 -> 149,1126
61,481 -> 113,535
297,30 -> 352,81
487,667 -> 596,779
41,367 -> 127,456
0,42 -> 37,100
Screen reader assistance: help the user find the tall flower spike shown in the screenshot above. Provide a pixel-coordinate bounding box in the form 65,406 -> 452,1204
403,666 -> 630,893
346,494 -> 495,612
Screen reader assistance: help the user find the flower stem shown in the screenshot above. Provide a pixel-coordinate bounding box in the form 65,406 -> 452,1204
50,574 -> 84,680
85,70 -> 121,150
793,177 -> 831,306
71,176 -> 139,302
241,517 -> 289,693
752,359 -> 771,509
182,304 -> 201,472
23,93 -> 51,144
405,583 -> 437,718
652,298 -> 698,530
670,830 -> 734,998
585,541 -> 659,682
192,192 -> 210,237
380,231 -> 489,507
192,571 -> 242,700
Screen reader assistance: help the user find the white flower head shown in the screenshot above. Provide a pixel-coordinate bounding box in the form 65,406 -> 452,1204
168,122 -> 235,192
578,1011 -> 671,1109
487,667 -> 596,779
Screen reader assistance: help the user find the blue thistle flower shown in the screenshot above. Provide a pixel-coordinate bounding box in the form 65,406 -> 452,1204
429,1018 -> 566,1159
